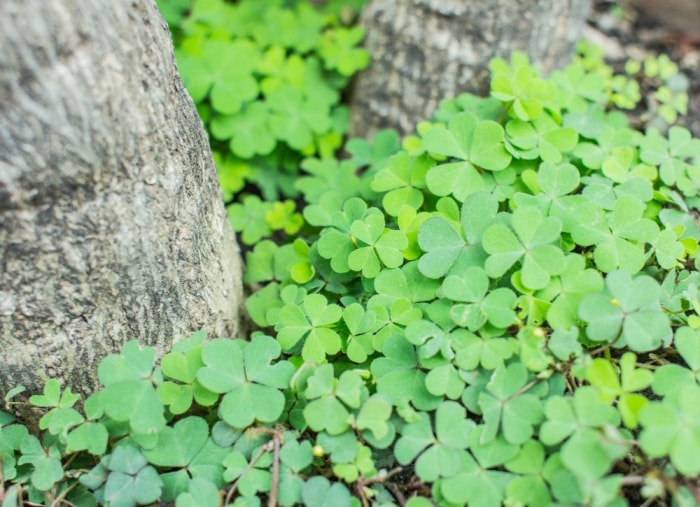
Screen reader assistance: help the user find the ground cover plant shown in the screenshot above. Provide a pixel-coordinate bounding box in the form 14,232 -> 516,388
2,0 -> 700,506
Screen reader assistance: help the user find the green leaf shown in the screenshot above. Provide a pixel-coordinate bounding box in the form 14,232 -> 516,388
443,266 -> 518,330
504,440 -> 552,506
371,151 -> 429,216
175,477 -> 220,507
18,437 -> 64,491
579,270 -> 672,351
267,86 -> 331,150
356,395 -> 392,440
422,112 -> 511,201
67,422 -> 109,455
30,379 -> 79,409
210,102 -> 276,158
572,195 -> 659,273
142,416 -> 208,467
586,353 -> 652,428
478,363 -> 543,444
674,326 -> 700,372
506,115 -> 578,162
319,25 -> 370,76
560,427 -> 629,481
97,340 -> 155,386
198,336 -> 294,428
395,402 -> 474,481
547,254 -> 604,330
275,294 -> 343,362
490,53 -> 552,117
639,383 -> 700,476
100,380 -> 165,436
454,333 -> 516,371
347,214 -> 407,278
439,427 -> 516,506
417,191 -> 497,279
301,476 -> 353,507
483,206 -> 566,290
539,387 -> 620,446
371,335 -> 442,411
279,439 -> 313,473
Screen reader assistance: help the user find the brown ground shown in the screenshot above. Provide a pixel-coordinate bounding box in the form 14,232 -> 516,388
587,0 -> 700,136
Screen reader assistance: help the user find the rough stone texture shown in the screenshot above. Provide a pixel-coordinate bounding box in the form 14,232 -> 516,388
0,0 -> 244,402
351,0 -> 592,138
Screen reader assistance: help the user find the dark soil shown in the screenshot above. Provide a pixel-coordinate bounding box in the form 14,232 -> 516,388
588,0 -> 700,136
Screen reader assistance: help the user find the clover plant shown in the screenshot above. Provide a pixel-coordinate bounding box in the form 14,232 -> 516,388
3,5 -> 700,506
160,0 -> 370,249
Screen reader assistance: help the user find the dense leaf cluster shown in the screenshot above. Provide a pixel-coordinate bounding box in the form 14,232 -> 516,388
162,0 -> 369,245
3,2 -> 700,506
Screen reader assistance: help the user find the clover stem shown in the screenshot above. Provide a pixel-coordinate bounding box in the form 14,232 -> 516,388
619,475 -> 644,486
512,377 -> 542,398
225,441 -> 273,505
268,432 -> 281,507
497,101 -> 513,124
589,325 -> 624,357
49,477 -> 81,507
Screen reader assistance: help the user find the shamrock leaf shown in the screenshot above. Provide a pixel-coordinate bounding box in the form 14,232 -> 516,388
275,293 -> 343,362
404,319 -> 470,362
97,340 -> 155,386
675,326 -> 700,377
371,151 -> 430,216
422,112 -> 511,201
371,335 -> 442,411
142,417 -> 228,500
571,194 -> 659,273
478,362 -> 544,444
97,342 -> 165,437
505,114 -> 578,163
301,476 -> 353,507
17,436 -> 64,491
483,205 -> 566,290
490,52 -> 554,120
303,365 -> 366,435
342,303 -> 380,363
585,353 -> 653,428
653,227 -> 685,270
540,387 -> 620,447
179,39 -> 259,114
639,383 -> 700,476
454,333 -> 516,371
438,426 -> 517,507
640,126 -> 700,195
356,395 -> 393,440
319,26 -> 370,76
504,440 -> 553,507
227,194 -> 273,245
317,198 -> 372,273
546,253 -> 604,330
394,402 -> 475,482
417,191 -> 497,278
347,213 -> 407,278
582,174 -> 653,211
346,129 -> 402,172
374,262 -> 441,303
560,426 -> 629,481
579,270 -> 672,351
267,86 -> 332,151
197,336 -> 294,428
82,444 -> 163,507
297,159 -> 366,208
210,102 -> 275,158
442,266 -> 518,331
513,162 -> 586,232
